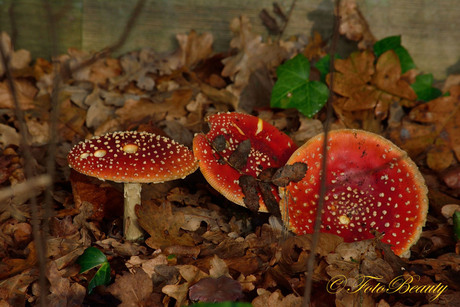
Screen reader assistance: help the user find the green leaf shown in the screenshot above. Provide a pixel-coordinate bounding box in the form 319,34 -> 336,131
411,73 -> 442,101
314,54 -> 342,83
454,211 -> 460,241
189,302 -> 253,307
374,36 -> 402,58
271,54 -> 329,117
77,247 -> 111,293
374,35 -> 416,73
77,247 -> 108,273
393,46 -> 416,73
87,262 -> 111,294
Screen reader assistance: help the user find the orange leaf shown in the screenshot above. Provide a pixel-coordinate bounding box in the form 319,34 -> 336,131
372,50 -> 416,100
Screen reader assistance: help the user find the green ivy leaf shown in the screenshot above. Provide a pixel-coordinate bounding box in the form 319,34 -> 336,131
454,211 -> 460,241
271,54 -> 329,117
77,247 -> 111,293
77,247 -> 108,273
374,35 -> 416,73
411,73 -> 442,101
374,36 -> 402,57
314,54 -> 341,83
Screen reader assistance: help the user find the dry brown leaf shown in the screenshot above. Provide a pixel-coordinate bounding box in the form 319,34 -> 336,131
85,96 -> 115,129
335,289 -> 375,307
338,0 -> 376,49
136,201 -> 195,249
0,241 -> 37,280
221,16 -> 288,101
0,268 -> 37,306
373,50 -> 416,100
303,31 -> 327,60
116,88 -> 193,126
0,124 -> 20,148
175,30 -> 213,69
427,143 -> 454,172
69,170 -> 123,221
209,255 -> 230,278
280,233 -> 343,274
0,32 -> 31,76
390,85 -> 460,168
175,206 -> 221,232
442,167 -> 460,190
252,289 -> 302,307
88,58 -> 121,86
329,50 -> 416,126
58,99 -> 87,142
162,265 -> 208,307
0,79 -> 37,110
46,261 -> 85,307
107,269 -> 153,307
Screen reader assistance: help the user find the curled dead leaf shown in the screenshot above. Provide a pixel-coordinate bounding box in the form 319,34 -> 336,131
280,233 -> 343,273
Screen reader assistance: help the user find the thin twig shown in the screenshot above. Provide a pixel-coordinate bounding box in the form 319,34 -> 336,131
66,0 -> 147,81
302,0 -> 341,306
0,175 -> 52,204
278,0 -> 297,40
0,34 -> 48,307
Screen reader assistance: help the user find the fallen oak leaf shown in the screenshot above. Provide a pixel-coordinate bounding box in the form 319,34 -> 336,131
328,50 -> 416,122
162,265 -> 209,307
0,241 -> 37,280
280,233 -> 343,274
390,84 -> 460,168
107,269 -> 153,307
0,268 -> 37,306
175,30 -> 213,69
372,50 -> 416,100
47,260 -> 86,307
136,200 -> 195,249
252,289 -> 302,307
0,79 -> 37,110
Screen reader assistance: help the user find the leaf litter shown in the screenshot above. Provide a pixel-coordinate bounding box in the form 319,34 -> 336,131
0,1 -> 459,306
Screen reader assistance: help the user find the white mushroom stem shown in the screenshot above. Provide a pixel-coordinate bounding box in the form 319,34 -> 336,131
124,182 -> 144,241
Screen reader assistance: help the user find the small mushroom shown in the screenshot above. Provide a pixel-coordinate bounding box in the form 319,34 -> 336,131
68,131 -> 198,241
193,112 -> 297,212
279,129 -> 428,256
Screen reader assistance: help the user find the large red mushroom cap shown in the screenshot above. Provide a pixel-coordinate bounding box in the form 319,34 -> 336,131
193,112 -> 297,212
68,130 -> 198,241
68,131 -> 198,183
280,129 -> 428,256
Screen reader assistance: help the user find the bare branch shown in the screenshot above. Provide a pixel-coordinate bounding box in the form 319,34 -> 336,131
302,0 -> 341,305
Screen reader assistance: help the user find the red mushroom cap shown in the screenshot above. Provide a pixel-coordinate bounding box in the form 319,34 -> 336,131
193,112 -> 297,212
68,131 -> 198,183
280,129 -> 428,256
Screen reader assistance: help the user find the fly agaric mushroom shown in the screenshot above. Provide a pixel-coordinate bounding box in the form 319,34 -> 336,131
68,131 -> 198,241
279,129 -> 428,256
193,112 -> 297,213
